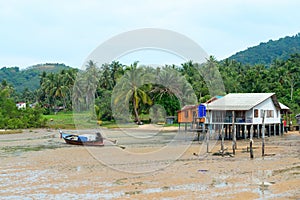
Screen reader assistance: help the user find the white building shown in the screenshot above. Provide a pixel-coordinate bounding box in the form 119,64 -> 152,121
205,93 -> 289,138
16,102 -> 26,109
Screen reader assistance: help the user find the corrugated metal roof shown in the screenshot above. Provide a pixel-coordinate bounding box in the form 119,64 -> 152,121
279,102 -> 290,110
179,105 -> 196,111
207,93 -> 275,111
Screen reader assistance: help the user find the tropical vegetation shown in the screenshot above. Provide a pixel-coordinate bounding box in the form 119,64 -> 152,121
1,34 -> 300,128
228,33 -> 300,66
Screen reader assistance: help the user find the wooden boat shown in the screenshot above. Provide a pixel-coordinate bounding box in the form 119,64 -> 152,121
59,130 -> 104,146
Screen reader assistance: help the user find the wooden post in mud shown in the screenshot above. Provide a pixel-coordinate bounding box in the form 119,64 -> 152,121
206,125 -> 210,153
232,111 -> 236,155
279,123 -> 281,136
221,126 -> 225,156
262,110 -> 266,157
250,125 -> 254,159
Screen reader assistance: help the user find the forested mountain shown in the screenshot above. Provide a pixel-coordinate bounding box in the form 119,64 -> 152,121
0,63 -> 72,92
228,33 -> 300,66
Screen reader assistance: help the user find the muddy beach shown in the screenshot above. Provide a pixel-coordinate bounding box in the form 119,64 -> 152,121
0,126 -> 299,199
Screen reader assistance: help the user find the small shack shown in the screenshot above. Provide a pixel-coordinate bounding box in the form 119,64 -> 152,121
177,96 -> 222,131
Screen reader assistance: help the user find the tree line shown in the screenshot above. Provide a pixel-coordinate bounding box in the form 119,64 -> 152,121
1,53 -> 299,127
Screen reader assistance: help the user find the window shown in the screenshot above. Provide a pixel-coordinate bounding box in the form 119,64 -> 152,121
254,109 -> 259,118
267,110 -> 274,118
185,111 -> 189,118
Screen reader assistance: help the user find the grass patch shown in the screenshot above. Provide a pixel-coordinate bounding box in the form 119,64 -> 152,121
0,130 -> 23,135
102,121 -> 138,129
44,112 -> 76,129
44,111 -> 99,129
163,123 -> 179,127
44,111 -> 179,129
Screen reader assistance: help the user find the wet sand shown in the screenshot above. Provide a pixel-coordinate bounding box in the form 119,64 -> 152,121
0,126 -> 299,199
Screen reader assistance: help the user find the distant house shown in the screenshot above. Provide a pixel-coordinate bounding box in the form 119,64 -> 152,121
16,102 -> 26,109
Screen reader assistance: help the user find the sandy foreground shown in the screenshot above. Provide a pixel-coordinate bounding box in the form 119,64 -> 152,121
0,125 -> 299,200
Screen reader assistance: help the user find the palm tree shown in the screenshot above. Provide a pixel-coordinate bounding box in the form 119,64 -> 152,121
152,67 -> 197,105
40,73 -> 56,107
74,60 -> 100,110
112,62 -> 152,124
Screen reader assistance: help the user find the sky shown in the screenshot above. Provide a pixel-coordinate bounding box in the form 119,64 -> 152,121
0,0 -> 300,69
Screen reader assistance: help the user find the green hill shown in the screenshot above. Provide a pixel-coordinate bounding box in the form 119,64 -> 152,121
227,33 -> 300,66
0,63 -> 72,92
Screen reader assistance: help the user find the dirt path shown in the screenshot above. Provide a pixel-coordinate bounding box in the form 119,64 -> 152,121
0,129 -> 299,199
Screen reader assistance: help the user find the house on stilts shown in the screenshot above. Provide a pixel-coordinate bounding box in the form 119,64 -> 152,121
177,93 -> 290,139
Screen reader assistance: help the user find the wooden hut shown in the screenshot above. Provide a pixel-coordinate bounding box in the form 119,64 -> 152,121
177,96 -> 222,131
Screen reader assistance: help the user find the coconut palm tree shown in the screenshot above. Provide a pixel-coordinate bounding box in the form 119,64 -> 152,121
112,62 -> 152,124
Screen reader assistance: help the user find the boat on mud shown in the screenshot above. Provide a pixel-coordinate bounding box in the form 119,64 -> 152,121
59,130 -> 104,146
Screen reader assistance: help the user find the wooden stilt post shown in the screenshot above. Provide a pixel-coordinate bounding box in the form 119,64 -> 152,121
257,124 -> 260,139
274,124 -> 276,136
279,123 -> 281,136
262,110 -> 266,157
250,125 -> 254,159
232,111 -> 236,155
221,125 -> 225,156
244,125 -> 247,140
206,112 -> 213,153
206,125 -> 210,153
250,124 -> 254,158
268,124 -> 271,138
248,125 -> 250,138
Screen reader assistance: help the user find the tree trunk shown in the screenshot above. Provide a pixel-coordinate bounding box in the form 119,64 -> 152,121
133,97 -> 140,124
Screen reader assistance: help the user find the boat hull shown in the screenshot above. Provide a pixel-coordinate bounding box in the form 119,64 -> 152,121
63,137 -> 104,146
60,131 -> 104,146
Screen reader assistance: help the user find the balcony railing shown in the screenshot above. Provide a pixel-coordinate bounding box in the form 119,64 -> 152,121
205,117 -> 253,123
